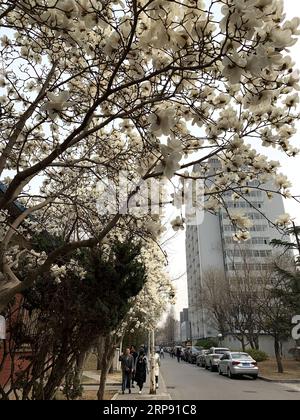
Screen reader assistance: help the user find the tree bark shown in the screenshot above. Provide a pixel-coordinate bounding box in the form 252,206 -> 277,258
97,335 -> 115,400
97,336 -> 105,371
74,351 -> 86,386
274,337 -> 284,374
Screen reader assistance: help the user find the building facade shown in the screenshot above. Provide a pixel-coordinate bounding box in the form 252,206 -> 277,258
186,162 -> 287,342
180,308 -> 192,343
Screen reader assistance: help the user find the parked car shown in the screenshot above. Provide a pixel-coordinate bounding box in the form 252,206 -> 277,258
186,346 -> 203,364
182,346 -> 190,362
205,347 -> 230,371
196,350 -> 210,367
218,352 -> 259,379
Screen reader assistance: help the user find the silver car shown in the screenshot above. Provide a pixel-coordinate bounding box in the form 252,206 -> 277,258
218,352 -> 259,379
204,348 -> 230,371
196,350 -> 210,367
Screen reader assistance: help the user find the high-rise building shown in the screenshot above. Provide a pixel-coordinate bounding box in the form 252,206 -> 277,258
180,308 -> 191,342
185,161 -> 287,341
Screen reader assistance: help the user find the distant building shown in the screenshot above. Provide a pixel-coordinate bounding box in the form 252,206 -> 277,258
180,308 -> 192,343
186,159 -> 287,342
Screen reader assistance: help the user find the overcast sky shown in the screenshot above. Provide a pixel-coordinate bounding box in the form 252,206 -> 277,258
167,0 -> 300,319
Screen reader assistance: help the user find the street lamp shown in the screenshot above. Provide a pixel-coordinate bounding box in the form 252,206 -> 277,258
218,333 -> 223,347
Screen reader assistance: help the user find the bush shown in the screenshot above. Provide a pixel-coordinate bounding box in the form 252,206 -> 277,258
196,338 -> 218,349
246,349 -> 268,362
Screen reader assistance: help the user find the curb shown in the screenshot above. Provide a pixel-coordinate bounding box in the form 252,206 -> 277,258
82,383 -> 120,387
259,376 -> 300,384
160,372 -> 172,400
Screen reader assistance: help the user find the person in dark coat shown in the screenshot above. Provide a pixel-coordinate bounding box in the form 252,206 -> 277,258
176,347 -> 181,363
130,345 -> 138,388
134,350 -> 148,394
119,348 -> 134,394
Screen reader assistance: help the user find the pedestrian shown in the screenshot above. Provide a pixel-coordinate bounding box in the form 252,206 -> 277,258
160,347 -> 164,359
119,348 -> 134,394
171,347 -> 175,358
130,345 -> 138,388
176,347 -> 181,363
154,350 -> 161,389
134,350 -> 148,394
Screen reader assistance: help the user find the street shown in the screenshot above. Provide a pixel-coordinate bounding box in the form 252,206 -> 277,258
160,356 -> 300,400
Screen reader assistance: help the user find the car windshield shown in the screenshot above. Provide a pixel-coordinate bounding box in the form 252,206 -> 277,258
231,353 -> 252,360
192,347 -> 201,352
215,349 -> 228,354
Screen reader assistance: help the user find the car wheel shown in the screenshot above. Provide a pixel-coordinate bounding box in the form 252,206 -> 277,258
205,363 -> 209,370
252,375 -> 258,380
228,369 -> 235,379
218,367 -> 223,375
210,363 -> 213,372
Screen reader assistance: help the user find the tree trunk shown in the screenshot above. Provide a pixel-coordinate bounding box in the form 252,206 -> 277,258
274,337 -> 284,374
97,335 -> 115,400
97,336 -> 105,371
43,352 -> 74,400
241,335 -> 246,351
254,336 -> 260,350
74,351 -> 86,385
248,335 -> 259,350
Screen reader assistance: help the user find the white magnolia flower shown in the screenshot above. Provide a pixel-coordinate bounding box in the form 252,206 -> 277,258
284,94 -> 299,108
274,173 -> 292,190
275,213 -> 292,227
222,54 -> 246,84
233,231 -> 251,242
159,137 -> 183,179
230,211 -> 253,229
43,91 -> 71,120
51,264 -> 67,280
270,28 -> 298,50
171,216 -> 185,231
148,108 -> 176,137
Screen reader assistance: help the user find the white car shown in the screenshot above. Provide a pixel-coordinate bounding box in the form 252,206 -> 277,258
205,347 -> 230,371
218,352 -> 259,379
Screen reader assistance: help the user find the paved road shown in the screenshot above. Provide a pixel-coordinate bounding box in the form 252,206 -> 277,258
160,356 -> 300,400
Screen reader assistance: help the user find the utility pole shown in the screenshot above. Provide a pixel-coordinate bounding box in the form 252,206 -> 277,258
149,329 -> 156,395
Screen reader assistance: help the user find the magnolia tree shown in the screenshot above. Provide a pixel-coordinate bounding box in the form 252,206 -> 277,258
121,241 -> 175,333
0,0 -> 300,310
95,240 -> 173,400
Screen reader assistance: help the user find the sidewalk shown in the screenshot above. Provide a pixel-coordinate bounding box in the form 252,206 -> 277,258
113,373 -> 172,400
259,375 -> 300,384
83,370 -> 121,386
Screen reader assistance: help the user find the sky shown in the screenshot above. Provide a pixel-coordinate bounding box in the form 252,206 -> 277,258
167,0 -> 300,320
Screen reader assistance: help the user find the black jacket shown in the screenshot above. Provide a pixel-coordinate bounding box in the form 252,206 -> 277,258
134,355 -> 148,385
119,354 -> 134,373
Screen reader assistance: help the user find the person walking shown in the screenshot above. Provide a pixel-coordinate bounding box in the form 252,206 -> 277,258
130,345 -> 138,388
154,350 -> 161,389
176,347 -> 181,363
172,347 -> 176,358
134,350 -> 148,394
119,348 -> 134,394
160,347 -> 164,359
